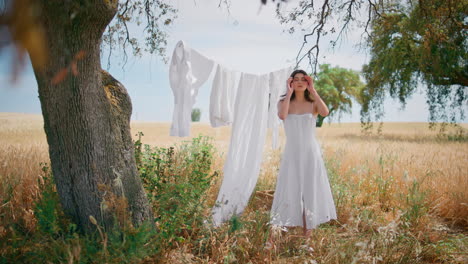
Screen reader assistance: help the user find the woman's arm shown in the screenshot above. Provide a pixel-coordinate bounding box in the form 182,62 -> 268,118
306,76 -> 329,117
278,78 -> 294,120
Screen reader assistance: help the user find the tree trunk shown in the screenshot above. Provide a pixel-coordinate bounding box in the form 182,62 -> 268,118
30,0 -> 152,233
316,107 -> 335,127
316,115 -> 325,127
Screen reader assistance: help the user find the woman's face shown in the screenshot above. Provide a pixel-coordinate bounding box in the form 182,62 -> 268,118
291,73 -> 308,92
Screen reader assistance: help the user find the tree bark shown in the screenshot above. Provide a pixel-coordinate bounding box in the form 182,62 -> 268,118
316,115 -> 325,127
30,0 -> 152,233
316,107 -> 336,127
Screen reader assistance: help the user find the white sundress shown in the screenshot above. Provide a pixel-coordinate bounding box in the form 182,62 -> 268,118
270,113 -> 337,229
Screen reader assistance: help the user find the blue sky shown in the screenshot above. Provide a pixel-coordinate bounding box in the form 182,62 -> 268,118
0,0 -> 443,123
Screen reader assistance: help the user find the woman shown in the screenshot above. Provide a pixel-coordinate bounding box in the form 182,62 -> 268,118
270,69 -> 337,236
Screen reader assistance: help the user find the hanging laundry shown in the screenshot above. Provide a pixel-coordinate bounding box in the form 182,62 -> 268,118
212,73 -> 270,226
209,65 -> 240,127
268,66 -> 293,149
169,40 -> 214,137
168,40 -> 295,226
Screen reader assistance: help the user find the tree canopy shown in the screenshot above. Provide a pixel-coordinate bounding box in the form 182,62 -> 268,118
102,0 -> 177,67
361,0 -> 467,127
0,0 -> 177,76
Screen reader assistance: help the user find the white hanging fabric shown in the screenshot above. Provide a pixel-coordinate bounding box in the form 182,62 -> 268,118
168,41 -> 294,226
209,64 -> 240,127
212,73 -> 270,226
169,40 -> 215,137
268,66 -> 293,149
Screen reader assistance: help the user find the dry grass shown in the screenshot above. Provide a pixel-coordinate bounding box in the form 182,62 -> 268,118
316,123 -> 468,227
0,113 -> 49,235
1,113 -> 467,263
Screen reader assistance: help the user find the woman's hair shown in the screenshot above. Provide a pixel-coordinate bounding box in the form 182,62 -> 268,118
280,69 -> 314,102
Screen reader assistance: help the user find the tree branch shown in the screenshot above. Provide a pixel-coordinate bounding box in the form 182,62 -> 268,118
333,0 -> 357,46
364,0 -> 381,37
102,0 -> 176,69
296,0 -> 329,74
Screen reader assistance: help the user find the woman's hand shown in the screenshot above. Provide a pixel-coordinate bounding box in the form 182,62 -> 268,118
305,75 -> 329,116
305,75 -> 318,98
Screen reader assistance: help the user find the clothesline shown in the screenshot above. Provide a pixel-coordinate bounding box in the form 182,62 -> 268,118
168,40 -> 293,226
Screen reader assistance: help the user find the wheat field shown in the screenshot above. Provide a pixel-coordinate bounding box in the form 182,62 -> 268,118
1,112 -> 467,263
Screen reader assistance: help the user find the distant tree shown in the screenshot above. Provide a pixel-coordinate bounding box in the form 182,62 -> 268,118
191,108 -> 201,122
314,64 -> 364,127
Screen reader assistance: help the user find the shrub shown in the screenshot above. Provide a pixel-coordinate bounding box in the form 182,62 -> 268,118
137,135 -> 217,249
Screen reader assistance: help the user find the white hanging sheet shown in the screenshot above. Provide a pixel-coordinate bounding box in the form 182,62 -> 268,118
209,64 -> 240,127
268,66 -> 293,149
212,73 -> 270,226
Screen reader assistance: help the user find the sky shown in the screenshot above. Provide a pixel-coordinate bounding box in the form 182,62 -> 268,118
0,0 -> 445,123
